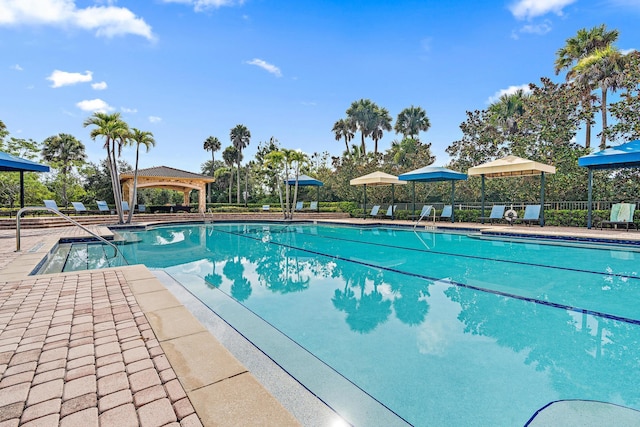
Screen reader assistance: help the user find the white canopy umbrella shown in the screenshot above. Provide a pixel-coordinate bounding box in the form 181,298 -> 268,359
350,171 -> 406,218
468,155 -> 556,226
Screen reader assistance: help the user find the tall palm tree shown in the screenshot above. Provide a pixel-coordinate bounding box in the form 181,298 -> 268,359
371,107 -> 392,155
222,145 -> 238,204
487,90 -> 527,135
83,112 -> 130,223
346,99 -> 379,155
394,106 -> 431,140
41,133 -> 86,207
230,124 -> 251,203
332,118 -> 355,153
574,46 -> 628,149
555,24 -> 619,148
203,136 -> 221,202
125,128 -> 155,224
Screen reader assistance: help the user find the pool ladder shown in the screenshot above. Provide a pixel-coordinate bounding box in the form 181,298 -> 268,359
15,206 -> 124,261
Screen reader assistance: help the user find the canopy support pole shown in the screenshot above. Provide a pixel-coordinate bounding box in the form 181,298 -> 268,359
317,185 -> 320,212
363,184 -> 367,217
412,182 -> 415,217
540,172 -> 545,227
391,184 -> 395,220
480,174 -> 485,224
20,171 -> 25,209
450,181 -> 455,223
587,168 -> 593,229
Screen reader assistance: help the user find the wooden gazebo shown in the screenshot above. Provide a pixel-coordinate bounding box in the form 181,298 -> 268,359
120,166 -> 215,214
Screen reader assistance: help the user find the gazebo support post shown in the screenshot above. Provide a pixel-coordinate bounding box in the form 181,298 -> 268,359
450,181 -> 455,223
587,168 -> 593,229
540,172 -> 545,227
480,174 -> 485,224
317,186 -> 320,212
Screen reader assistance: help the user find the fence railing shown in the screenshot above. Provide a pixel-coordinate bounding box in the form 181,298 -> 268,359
359,200 -> 639,212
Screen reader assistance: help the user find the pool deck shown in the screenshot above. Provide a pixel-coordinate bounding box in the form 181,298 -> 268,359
1,216 -> 640,426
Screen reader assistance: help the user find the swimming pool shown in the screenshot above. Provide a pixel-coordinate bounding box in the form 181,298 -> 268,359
113,223 -> 640,426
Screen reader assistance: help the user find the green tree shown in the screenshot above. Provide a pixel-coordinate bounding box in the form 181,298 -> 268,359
41,133 -> 86,207
83,112 -> 130,223
606,51 -> 640,142
394,106 -> 431,140
332,118 -> 355,154
555,24 -> 619,148
203,136 -> 221,202
574,46 -> 628,149
230,124 -> 251,203
125,128 -> 155,223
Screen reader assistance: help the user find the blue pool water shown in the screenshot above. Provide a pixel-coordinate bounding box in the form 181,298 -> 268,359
113,223 -> 640,426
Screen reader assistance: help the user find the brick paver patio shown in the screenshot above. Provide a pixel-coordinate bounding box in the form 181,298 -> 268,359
0,270 -> 201,426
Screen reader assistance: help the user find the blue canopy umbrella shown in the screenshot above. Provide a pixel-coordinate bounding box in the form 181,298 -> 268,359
0,151 -> 50,208
285,174 -> 324,212
398,166 -> 467,223
579,140 -> 640,229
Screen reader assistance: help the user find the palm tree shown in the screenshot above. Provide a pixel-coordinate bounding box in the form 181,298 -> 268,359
125,128 -> 155,224
574,46 -> 628,149
488,90 -> 527,135
555,24 -> 619,148
83,112 -> 130,223
230,124 -> 251,203
371,107 -> 392,155
41,133 -> 86,207
222,146 -> 238,204
203,136 -> 221,202
394,106 -> 431,140
332,118 -> 355,153
346,99 -> 379,155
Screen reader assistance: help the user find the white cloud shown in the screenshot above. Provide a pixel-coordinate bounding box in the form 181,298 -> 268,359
91,81 -> 107,90
420,37 -> 432,52
121,107 -> 137,113
47,70 -> 93,88
162,0 -> 245,12
519,21 -> 552,35
11,64 -> 23,71
509,0 -> 576,20
246,58 -> 282,77
621,48 -> 637,55
487,84 -> 531,104
0,0 -> 154,40
148,116 -> 162,123
76,98 -> 114,113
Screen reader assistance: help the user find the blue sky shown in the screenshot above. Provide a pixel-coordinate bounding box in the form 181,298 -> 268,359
1,0 -> 639,173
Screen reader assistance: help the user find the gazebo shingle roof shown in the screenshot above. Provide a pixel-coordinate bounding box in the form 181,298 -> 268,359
120,166 -> 214,181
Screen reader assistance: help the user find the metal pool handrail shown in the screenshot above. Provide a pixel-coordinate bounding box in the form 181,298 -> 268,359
16,206 -> 122,259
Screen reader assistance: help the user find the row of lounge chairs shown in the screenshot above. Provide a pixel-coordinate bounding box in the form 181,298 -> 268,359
262,201 -> 319,211
44,200 -> 145,215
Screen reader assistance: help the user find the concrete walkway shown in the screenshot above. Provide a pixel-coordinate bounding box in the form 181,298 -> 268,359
0,226 -> 300,426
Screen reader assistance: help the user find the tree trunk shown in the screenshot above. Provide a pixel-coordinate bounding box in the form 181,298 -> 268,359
228,169 -> 233,204
600,87 -> 608,150
360,133 -> 366,155
236,152 -> 241,204
344,137 -> 349,153
126,146 -> 140,224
